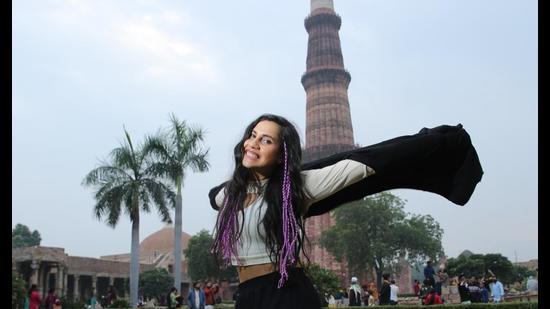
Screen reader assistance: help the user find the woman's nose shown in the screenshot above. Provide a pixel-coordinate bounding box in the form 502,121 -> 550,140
245,139 -> 258,149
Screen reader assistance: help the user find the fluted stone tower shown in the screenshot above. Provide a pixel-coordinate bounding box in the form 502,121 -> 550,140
302,0 -> 355,278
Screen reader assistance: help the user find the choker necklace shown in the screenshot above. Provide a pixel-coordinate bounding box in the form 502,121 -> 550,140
247,179 -> 268,194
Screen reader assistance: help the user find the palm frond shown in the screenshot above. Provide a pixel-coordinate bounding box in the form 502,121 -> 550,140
186,152 -> 210,173
143,134 -> 171,160
93,184 -> 126,227
144,161 -> 173,180
143,179 -> 176,209
82,165 -> 131,187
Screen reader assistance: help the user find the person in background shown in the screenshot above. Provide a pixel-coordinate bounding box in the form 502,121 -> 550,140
479,280 -> 489,303
389,279 -> 399,305
213,284 -> 221,304
379,274 -> 391,306
368,282 -> 379,306
28,284 -> 41,309
361,284 -> 370,306
188,282 -> 205,309
24,293 -> 30,309
334,289 -> 343,307
89,288 -> 97,309
348,276 -> 362,306
106,285 -> 117,306
458,275 -> 471,304
167,287 -> 177,309
489,276 -> 505,303
43,288 -> 57,309
423,287 -> 443,305
204,282 -> 216,309
424,261 -> 436,287
413,279 -> 421,298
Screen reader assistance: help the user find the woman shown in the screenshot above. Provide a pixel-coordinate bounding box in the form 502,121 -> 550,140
28,284 -> 41,309
209,114 -> 483,309
368,282 -> 379,306
43,288 -> 57,309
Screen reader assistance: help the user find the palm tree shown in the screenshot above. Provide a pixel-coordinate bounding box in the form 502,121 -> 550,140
144,113 -> 209,293
82,129 -> 176,309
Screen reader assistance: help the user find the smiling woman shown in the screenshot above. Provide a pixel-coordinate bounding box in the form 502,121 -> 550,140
209,113 -> 376,309
207,113 -> 483,309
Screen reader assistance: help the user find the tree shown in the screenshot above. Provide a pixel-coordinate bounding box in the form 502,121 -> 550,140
144,113 -> 209,292
12,265 -> 27,309
305,264 -> 341,307
510,265 -> 537,285
183,230 -> 237,282
82,129 -> 176,309
320,192 -> 444,287
12,223 -> 41,248
139,268 -> 173,303
446,253 -> 486,278
446,252 -> 528,285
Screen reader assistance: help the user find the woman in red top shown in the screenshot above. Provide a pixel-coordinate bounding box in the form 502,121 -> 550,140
28,284 -> 42,309
423,288 -> 443,305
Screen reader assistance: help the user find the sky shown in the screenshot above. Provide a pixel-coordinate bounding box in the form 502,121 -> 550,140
13,0 -> 537,264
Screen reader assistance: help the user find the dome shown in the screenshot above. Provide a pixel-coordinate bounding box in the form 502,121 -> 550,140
140,226 -> 192,254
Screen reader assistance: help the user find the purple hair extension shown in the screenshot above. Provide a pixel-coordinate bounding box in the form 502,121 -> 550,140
277,142 -> 299,288
212,196 -> 239,265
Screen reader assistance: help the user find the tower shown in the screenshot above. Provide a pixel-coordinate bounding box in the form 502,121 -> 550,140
302,0 -> 355,277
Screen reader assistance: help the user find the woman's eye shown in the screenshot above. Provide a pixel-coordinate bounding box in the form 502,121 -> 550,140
261,137 -> 272,144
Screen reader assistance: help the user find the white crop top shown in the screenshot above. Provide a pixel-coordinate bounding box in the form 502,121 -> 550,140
214,159 -> 375,266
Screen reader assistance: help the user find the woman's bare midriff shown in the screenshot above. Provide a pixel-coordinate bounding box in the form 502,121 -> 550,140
237,261 -> 305,283
237,263 -> 277,283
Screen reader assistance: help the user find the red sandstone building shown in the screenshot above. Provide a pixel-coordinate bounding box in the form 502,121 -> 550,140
11,227 -> 238,302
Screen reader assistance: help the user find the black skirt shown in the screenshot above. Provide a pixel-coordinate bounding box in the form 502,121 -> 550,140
236,268 -> 321,309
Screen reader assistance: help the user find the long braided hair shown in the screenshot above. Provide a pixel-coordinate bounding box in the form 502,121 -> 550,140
211,114 -> 309,287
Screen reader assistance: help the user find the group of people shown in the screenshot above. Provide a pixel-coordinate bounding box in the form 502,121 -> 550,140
327,274 -> 400,307
167,282 -> 220,309
23,284 -> 121,309
457,275 -> 505,304
421,260 -> 509,305
24,285 -> 61,309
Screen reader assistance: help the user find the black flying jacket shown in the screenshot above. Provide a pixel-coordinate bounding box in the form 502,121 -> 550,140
208,124 -> 483,218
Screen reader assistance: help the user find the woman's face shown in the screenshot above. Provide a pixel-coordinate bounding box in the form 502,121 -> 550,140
242,120 -> 281,180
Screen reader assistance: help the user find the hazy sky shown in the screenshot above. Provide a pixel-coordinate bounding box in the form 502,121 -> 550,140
13,0 -> 537,263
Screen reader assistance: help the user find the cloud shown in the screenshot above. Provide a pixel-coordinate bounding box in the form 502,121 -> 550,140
41,0 -> 219,84
111,20 -> 218,82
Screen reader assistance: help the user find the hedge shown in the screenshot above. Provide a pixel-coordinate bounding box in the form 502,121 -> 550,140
322,302 -> 538,309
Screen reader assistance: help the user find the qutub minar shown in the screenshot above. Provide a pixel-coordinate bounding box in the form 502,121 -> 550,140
302,0 -> 355,278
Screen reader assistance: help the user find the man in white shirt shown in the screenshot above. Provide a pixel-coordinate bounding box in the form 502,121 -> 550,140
390,280 -> 399,305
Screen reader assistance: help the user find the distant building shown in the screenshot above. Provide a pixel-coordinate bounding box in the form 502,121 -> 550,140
12,226 -> 196,301
514,259 -> 538,271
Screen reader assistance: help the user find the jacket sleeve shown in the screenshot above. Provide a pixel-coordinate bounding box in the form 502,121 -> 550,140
208,181 -> 228,211
303,124 -> 483,218
302,159 -> 375,209
207,124 -> 483,218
